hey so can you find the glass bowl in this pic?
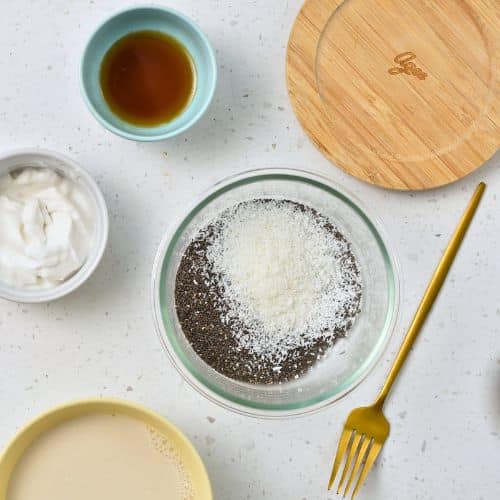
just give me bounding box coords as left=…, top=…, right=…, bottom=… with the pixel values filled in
left=152, top=169, right=399, bottom=417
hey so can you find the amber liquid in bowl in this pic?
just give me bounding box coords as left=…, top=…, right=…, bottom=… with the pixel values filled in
left=100, top=31, right=195, bottom=126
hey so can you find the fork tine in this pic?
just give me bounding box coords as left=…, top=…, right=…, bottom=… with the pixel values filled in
left=351, top=441, right=382, bottom=500
left=328, top=428, right=354, bottom=490
left=342, top=436, right=371, bottom=498
left=337, top=432, right=362, bottom=494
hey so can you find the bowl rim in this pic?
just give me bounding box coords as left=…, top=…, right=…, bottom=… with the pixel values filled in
left=151, top=167, right=401, bottom=418
left=79, top=4, right=217, bottom=142
left=0, top=148, right=109, bottom=303
left=0, top=397, right=212, bottom=499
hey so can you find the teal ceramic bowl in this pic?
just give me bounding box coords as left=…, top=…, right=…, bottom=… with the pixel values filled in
left=80, top=6, right=217, bottom=141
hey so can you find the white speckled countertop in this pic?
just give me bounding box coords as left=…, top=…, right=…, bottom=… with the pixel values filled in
left=0, top=1, right=499, bottom=499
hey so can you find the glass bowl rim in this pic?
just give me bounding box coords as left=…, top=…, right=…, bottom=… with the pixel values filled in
left=151, top=167, right=401, bottom=418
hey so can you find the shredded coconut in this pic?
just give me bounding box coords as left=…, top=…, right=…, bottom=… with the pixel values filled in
left=200, top=199, right=362, bottom=363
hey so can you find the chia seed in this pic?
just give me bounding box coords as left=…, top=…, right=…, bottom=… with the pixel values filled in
left=174, top=199, right=362, bottom=384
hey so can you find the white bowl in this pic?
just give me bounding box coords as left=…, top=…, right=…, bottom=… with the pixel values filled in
left=0, top=149, right=109, bottom=303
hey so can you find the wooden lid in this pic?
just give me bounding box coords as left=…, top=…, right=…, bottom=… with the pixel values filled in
left=287, top=0, right=500, bottom=190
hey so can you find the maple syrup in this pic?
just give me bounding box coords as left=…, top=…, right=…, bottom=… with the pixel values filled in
left=100, top=31, right=195, bottom=126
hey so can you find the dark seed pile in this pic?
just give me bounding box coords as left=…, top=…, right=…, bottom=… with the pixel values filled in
left=174, top=200, right=362, bottom=384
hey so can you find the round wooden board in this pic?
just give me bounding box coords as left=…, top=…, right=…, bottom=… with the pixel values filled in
left=286, top=0, right=500, bottom=190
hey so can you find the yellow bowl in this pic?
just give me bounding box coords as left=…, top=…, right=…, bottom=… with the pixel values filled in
left=0, top=398, right=212, bottom=499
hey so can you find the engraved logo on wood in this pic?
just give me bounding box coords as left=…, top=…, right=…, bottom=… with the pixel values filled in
left=389, top=52, right=427, bottom=80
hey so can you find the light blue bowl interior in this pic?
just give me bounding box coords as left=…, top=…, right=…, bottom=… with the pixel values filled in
left=81, top=7, right=216, bottom=141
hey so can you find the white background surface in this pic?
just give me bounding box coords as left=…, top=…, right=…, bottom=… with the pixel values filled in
left=0, top=1, right=499, bottom=499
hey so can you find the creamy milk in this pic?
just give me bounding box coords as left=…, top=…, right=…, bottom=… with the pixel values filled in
left=7, top=413, right=194, bottom=500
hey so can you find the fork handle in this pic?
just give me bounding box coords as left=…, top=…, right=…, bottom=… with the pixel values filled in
left=374, top=182, right=486, bottom=409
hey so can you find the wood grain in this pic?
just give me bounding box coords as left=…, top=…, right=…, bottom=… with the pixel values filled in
left=286, top=0, right=500, bottom=190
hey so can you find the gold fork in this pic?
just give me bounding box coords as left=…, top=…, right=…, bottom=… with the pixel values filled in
left=328, top=182, right=486, bottom=499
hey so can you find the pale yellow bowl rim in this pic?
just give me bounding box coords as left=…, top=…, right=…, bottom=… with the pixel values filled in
left=0, top=398, right=212, bottom=499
